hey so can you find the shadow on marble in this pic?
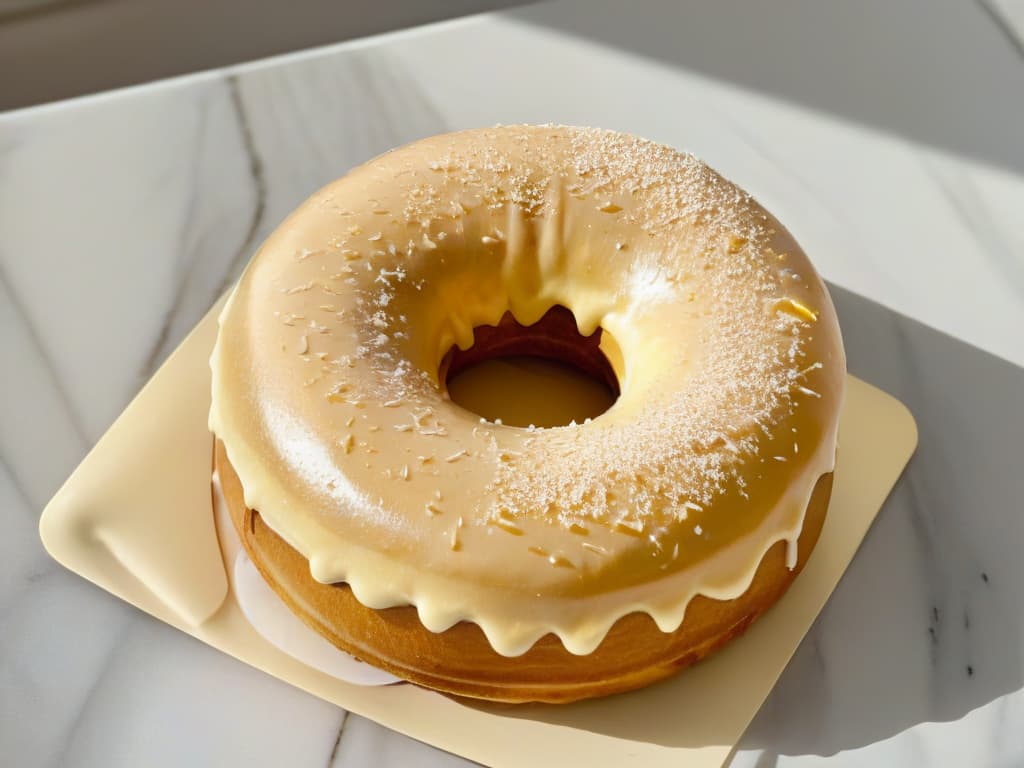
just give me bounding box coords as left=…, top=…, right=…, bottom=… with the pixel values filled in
left=506, top=0, right=1024, bottom=176
left=458, top=284, right=1024, bottom=754
left=743, top=284, right=1024, bottom=756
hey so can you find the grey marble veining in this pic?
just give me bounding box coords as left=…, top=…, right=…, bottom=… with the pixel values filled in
left=2, top=1, right=1023, bottom=766
left=0, top=35, right=465, bottom=768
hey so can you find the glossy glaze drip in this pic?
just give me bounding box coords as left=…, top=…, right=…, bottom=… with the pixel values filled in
left=209, top=125, right=846, bottom=656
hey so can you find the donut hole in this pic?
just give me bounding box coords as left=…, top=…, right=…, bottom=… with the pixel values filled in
left=441, top=305, right=621, bottom=428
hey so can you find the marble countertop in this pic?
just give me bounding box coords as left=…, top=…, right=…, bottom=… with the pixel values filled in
left=2, top=1, right=1023, bottom=765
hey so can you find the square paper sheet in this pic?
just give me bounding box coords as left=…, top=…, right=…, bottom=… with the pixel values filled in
left=40, top=298, right=916, bottom=768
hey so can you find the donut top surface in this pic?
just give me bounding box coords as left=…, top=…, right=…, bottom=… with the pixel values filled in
left=210, top=125, right=845, bottom=655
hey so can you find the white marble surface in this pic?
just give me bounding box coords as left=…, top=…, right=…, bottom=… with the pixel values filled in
left=2, top=1, right=1023, bottom=765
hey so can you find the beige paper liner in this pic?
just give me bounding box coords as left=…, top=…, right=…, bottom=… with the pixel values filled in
left=40, top=297, right=916, bottom=768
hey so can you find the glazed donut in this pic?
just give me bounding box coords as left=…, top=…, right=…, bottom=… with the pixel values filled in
left=210, top=125, right=845, bottom=702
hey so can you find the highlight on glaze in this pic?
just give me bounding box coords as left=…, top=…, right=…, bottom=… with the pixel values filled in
left=209, top=125, right=846, bottom=656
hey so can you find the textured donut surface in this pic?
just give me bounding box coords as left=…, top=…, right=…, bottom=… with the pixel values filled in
left=210, top=125, right=845, bottom=657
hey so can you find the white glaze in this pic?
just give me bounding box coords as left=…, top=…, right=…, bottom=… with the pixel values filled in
left=209, top=126, right=845, bottom=657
